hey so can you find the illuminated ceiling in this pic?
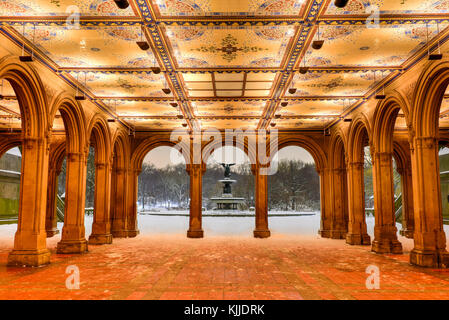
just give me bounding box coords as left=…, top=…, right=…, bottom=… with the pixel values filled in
left=1, top=0, right=449, bottom=131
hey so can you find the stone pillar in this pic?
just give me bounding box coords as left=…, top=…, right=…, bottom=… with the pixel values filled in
left=318, top=167, right=332, bottom=238
left=89, top=161, right=113, bottom=244
left=111, top=167, right=128, bottom=238
left=397, top=163, right=414, bottom=239
left=252, top=164, right=270, bottom=238
left=330, top=167, right=348, bottom=239
left=126, top=168, right=140, bottom=238
left=371, top=152, right=402, bottom=254
left=57, top=151, right=88, bottom=253
left=410, top=136, right=449, bottom=267
left=8, top=137, right=51, bottom=267
left=186, top=164, right=204, bottom=238
left=45, top=166, right=60, bottom=237
left=346, top=161, right=371, bottom=245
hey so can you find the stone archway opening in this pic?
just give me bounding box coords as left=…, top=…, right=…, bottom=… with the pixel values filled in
left=0, top=146, right=21, bottom=228
left=267, top=146, right=321, bottom=235
left=202, top=145, right=254, bottom=236
left=137, top=145, right=189, bottom=235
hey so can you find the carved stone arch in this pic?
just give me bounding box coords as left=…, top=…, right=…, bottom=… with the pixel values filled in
left=131, top=135, right=190, bottom=172
left=412, top=60, right=449, bottom=138
left=373, top=92, right=410, bottom=154
left=111, top=129, right=131, bottom=170
left=202, top=135, right=257, bottom=166
left=49, top=92, right=86, bottom=154
left=87, top=113, right=112, bottom=164
left=0, top=55, right=48, bottom=139
left=329, top=129, right=348, bottom=169
left=273, top=135, right=327, bottom=173
left=348, top=113, right=372, bottom=163
left=0, top=134, right=22, bottom=158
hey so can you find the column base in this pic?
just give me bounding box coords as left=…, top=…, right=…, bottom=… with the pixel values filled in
left=399, top=229, right=414, bottom=239
left=410, top=249, right=449, bottom=268
left=56, top=239, right=88, bottom=254
left=7, top=249, right=51, bottom=267
left=253, top=229, right=271, bottom=238
left=318, top=229, right=332, bottom=238
left=346, top=233, right=371, bottom=245
left=330, top=230, right=347, bottom=239
left=88, top=233, right=113, bottom=245
left=127, top=230, right=140, bottom=238
left=187, top=229, right=204, bottom=238
left=112, top=230, right=128, bottom=238
left=372, top=239, right=403, bottom=254
left=46, top=228, right=60, bottom=238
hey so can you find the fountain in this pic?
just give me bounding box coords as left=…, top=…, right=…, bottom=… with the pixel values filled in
left=210, top=163, right=245, bottom=211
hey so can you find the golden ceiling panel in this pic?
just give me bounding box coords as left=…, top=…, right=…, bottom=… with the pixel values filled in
left=279, top=99, right=357, bottom=116
left=154, top=0, right=307, bottom=17
left=290, top=71, right=387, bottom=97
left=68, top=71, right=170, bottom=98
left=0, top=0, right=136, bottom=16
left=325, top=0, right=449, bottom=15
left=19, top=25, right=156, bottom=68
left=0, top=99, right=20, bottom=114
left=304, top=24, right=445, bottom=67
left=199, top=118, right=259, bottom=129
left=105, top=100, right=178, bottom=117
left=193, top=100, right=266, bottom=117
left=164, top=25, right=295, bottom=68
left=127, top=118, right=185, bottom=130
left=275, top=118, right=332, bottom=129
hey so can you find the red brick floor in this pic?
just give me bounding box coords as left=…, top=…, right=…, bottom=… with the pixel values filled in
left=1, top=233, right=449, bottom=300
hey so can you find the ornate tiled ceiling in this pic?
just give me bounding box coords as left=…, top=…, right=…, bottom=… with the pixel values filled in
left=1, top=0, right=449, bottom=131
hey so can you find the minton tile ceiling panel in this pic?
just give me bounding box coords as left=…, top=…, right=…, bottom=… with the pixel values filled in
left=305, top=24, right=444, bottom=67
left=165, top=26, right=296, bottom=68
left=128, top=118, right=185, bottom=130
left=325, top=0, right=449, bottom=15
left=199, top=118, right=259, bottom=129
left=0, top=0, right=136, bottom=16
left=193, top=100, right=266, bottom=117
left=154, top=0, right=307, bottom=16
left=290, top=71, right=387, bottom=97
left=103, top=100, right=178, bottom=117
left=67, top=71, right=171, bottom=98
left=275, top=118, right=332, bottom=129
left=18, top=26, right=156, bottom=68
left=279, top=99, right=358, bottom=116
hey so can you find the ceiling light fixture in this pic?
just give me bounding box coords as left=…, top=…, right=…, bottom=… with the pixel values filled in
left=312, top=24, right=324, bottom=50
left=75, top=72, right=86, bottom=101
left=19, top=24, right=34, bottom=62
left=162, top=76, right=171, bottom=94
left=151, top=56, right=161, bottom=74
left=136, top=26, right=150, bottom=51
left=334, top=0, right=349, bottom=8
left=427, top=22, right=443, bottom=60
left=114, top=0, right=129, bottom=9
left=270, top=122, right=276, bottom=127
left=281, top=101, right=288, bottom=107
left=170, top=102, right=178, bottom=108
left=288, top=74, right=297, bottom=94
left=299, top=52, right=309, bottom=74
left=374, top=71, right=386, bottom=100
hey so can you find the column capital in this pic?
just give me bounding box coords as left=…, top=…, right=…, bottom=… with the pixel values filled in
left=186, top=163, right=206, bottom=175
left=414, top=136, right=438, bottom=149
left=67, top=152, right=85, bottom=162
left=348, top=161, right=364, bottom=169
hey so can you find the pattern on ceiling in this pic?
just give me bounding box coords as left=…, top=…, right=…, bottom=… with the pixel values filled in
left=1, top=0, right=449, bottom=131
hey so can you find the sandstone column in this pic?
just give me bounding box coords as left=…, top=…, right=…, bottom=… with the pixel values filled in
left=126, top=168, right=140, bottom=238
left=187, top=164, right=204, bottom=238
left=111, top=167, right=128, bottom=238
left=371, top=152, right=402, bottom=254
left=397, top=162, right=414, bottom=238
left=330, top=167, right=348, bottom=239
left=89, top=161, right=113, bottom=244
left=8, top=137, right=51, bottom=267
left=346, top=161, right=371, bottom=245
left=252, top=164, right=270, bottom=238
left=45, top=165, right=60, bottom=237
left=56, top=151, right=88, bottom=253
left=318, top=167, right=332, bottom=238
left=410, top=136, right=449, bottom=267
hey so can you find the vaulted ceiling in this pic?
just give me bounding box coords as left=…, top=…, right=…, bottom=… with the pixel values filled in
left=1, top=0, right=449, bottom=131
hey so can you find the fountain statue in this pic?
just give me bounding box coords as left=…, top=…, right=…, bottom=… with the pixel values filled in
left=210, top=163, right=245, bottom=211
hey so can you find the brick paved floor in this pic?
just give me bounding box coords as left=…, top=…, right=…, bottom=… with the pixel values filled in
left=1, top=231, right=449, bottom=300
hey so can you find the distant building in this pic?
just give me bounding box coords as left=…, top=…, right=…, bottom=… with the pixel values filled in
left=0, top=147, right=21, bottom=223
